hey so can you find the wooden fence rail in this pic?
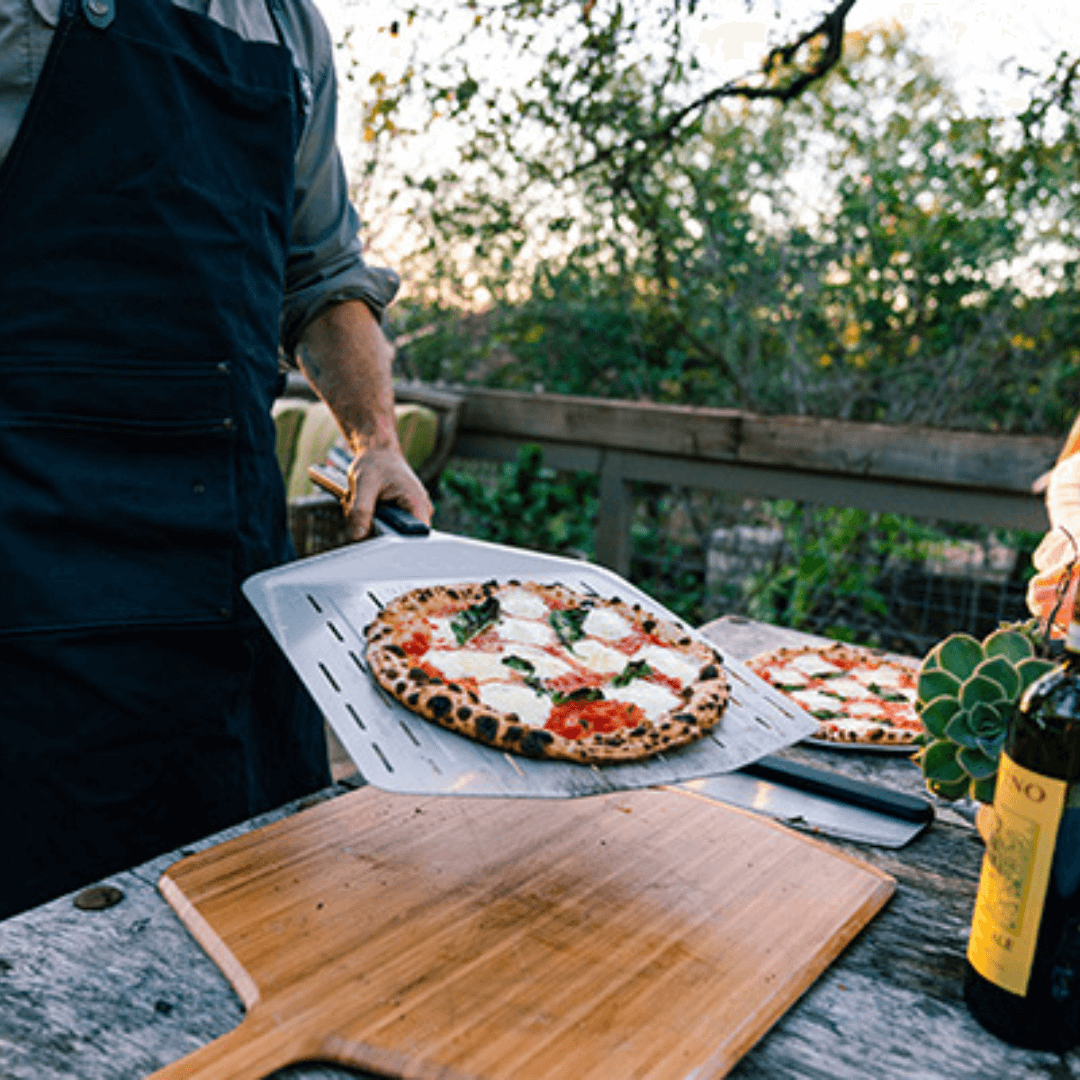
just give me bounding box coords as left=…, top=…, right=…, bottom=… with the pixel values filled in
left=286, top=375, right=1063, bottom=576
left=414, top=385, right=1060, bottom=575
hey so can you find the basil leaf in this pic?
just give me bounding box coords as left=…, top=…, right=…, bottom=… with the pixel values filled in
left=451, top=596, right=500, bottom=645
left=502, top=654, right=536, bottom=674
left=613, top=659, right=652, bottom=687
left=551, top=686, right=604, bottom=705
left=550, top=607, right=589, bottom=650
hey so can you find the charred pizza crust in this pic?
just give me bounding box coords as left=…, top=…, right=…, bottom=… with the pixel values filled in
left=364, top=580, right=729, bottom=764
left=747, top=642, right=923, bottom=746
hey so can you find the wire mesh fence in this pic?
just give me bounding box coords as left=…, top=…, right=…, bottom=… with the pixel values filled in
left=628, top=484, right=1037, bottom=655
left=433, top=455, right=1040, bottom=658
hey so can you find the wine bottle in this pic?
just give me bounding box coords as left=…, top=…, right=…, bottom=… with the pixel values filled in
left=963, top=622, right=1080, bottom=1050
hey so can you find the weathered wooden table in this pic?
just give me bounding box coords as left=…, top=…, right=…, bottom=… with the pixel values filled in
left=0, top=616, right=1076, bottom=1080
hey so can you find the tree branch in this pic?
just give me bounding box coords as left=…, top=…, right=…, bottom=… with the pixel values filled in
left=572, top=0, right=860, bottom=184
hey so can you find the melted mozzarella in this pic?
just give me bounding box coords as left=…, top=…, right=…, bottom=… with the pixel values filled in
left=845, top=700, right=888, bottom=718
left=606, top=682, right=680, bottom=722
left=582, top=607, right=633, bottom=642
left=502, top=646, right=572, bottom=680
left=788, top=688, right=844, bottom=713
left=822, top=677, right=873, bottom=700
left=851, top=666, right=909, bottom=690
left=769, top=665, right=810, bottom=687
left=477, top=682, right=551, bottom=727
left=426, top=617, right=457, bottom=648
left=425, top=650, right=509, bottom=682
left=786, top=653, right=842, bottom=677
left=497, top=616, right=556, bottom=647
left=632, top=644, right=699, bottom=686
left=499, top=588, right=550, bottom=620
left=571, top=638, right=628, bottom=675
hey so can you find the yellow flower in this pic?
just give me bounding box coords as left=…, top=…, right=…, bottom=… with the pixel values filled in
left=523, top=324, right=545, bottom=344
left=841, top=322, right=861, bottom=349
left=818, top=353, right=833, bottom=368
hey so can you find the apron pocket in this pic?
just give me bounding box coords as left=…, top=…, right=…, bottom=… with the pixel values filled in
left=0, top=356, right=239, bottom=635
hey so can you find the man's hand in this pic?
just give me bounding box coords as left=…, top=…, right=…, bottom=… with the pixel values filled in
left=344, top=445, right=431, bottom=540
left=295, top=300, right=433, bottom=540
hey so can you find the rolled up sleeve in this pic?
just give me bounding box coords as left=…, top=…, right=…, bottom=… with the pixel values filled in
left=279, top=3, right=400, bottom=357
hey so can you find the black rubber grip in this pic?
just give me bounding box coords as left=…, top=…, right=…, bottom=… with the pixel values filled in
left=741, top=755, right=935, bottom=824
left=375, top=502, right=430, bottom=537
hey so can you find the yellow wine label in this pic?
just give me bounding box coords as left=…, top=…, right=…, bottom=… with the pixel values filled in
left=968, top=753, right=1068, bottom=995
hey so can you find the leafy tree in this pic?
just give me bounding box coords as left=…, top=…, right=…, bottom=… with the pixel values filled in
left=382, top=22, right=1080, bottom=435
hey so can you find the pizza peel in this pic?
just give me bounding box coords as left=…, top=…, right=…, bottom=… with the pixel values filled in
left=242, top=513, right=819, bottom=798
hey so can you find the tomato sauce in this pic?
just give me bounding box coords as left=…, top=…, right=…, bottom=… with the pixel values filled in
left=610, top=630, right=651, bottom=656
left=545, top=669, right=607, bottom=694
left=644, top=669, right=681, bottom=694
left=545, top=699, right=645, bottom=740
left=400, top=630, right=431, bottom=658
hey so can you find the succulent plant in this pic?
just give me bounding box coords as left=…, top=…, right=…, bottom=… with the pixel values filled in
left=915, top=624, right=1055, bottom=803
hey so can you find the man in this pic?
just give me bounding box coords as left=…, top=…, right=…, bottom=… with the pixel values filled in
left=0, top=0, right=432, bottom=918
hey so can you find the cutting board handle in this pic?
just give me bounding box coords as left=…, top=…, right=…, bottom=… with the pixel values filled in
left=146, top=1012, right=314, bottom=1080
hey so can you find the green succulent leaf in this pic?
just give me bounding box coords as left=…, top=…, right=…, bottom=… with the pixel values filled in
left=969, top=699, right=1008, bottom=735
left=935, top=634, right=985, bottom=681
left=945, top=711, right=983, bottom=751
left=918, top=668, right=962, bottom=705
left=971, top=774, right=998, bottom=804
left=922, top=739, right=964, bottom=781
left=927, top=774, right=973, bottom=800
left=1017, top=657, right=1056, bottom=692
left=960, top=674, right=1008, bottom=711
left=920, top=648, right=941, bottom=672
left=958, top=746, right=999, bottom=781
left=918, top=695, right=960, bottom=739
left=982, top=628, right=1035, bottom=664
left=976, top=730, right=1007, bottom=761
left=972, top=656, right=1021, bottom=701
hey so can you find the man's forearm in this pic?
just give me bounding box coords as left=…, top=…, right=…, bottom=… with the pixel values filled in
left=294, top=299, right=432, bottom=537
left=295, top=299, right=400, bottom=456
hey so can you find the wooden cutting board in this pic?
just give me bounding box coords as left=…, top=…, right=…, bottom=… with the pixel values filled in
left=151, top=786, right=894, bottom=1080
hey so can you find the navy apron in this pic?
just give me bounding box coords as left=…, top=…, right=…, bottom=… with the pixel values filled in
left=0, top=0, right=329, bottom=918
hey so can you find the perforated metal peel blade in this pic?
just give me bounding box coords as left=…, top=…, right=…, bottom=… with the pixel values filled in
left=243, top=530, right=818, bottom=798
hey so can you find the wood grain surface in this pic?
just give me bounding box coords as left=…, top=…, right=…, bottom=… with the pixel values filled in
left=3, top=618, right=1078, bottom=1080
left=150, top=785, right=893, bottom=1080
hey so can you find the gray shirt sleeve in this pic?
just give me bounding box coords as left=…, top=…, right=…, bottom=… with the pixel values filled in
left=276, top=0, right=400, bottom=357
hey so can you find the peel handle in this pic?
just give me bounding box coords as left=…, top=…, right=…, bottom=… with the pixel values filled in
left=307, top=463, right=431, bottom=537
left=742, top=755, right=934, bottom=824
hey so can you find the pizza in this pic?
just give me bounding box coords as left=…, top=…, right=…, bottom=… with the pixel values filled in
left=746, top=642, right=923, bottom=746
left=363, top=580, right=729, bottom=764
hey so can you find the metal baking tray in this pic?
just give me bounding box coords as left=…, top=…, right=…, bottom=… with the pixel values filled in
left=243, top=528, right=818, bottom=798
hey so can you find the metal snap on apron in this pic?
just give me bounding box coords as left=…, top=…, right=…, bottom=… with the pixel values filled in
left=0, top=0, right=329, bottom=917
